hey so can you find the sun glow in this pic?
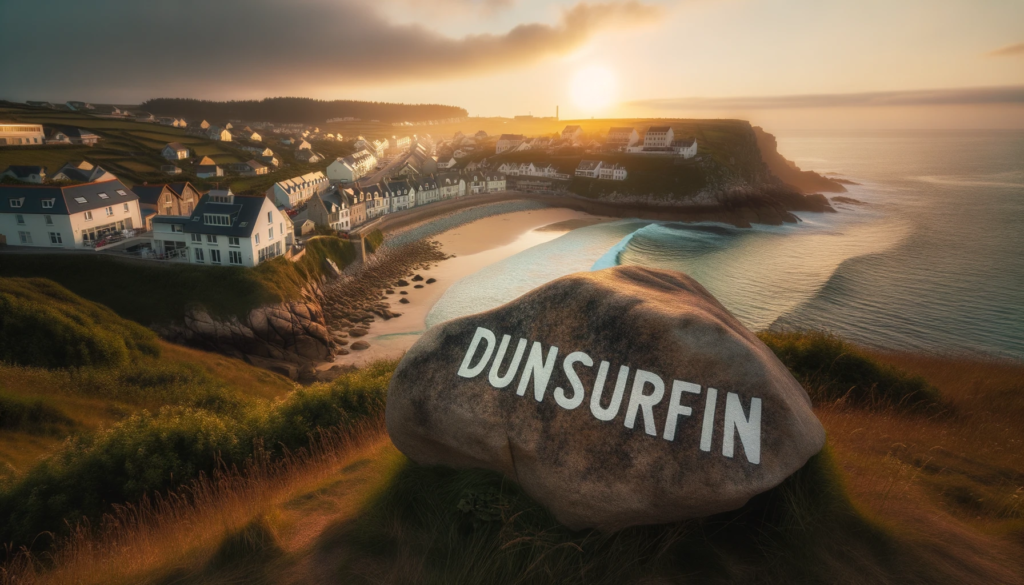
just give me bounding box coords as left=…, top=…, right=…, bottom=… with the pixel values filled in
left=569, top=65, right=617, bottom=113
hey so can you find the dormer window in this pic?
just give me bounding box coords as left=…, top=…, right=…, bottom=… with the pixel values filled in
left=9, top=198, right=24, bottom=208
left=98, top=193, right=109, bottom=199
left=116, top=190, right=127, bottom=197
left=204, top=214, right=231, bottom=226
left=42, top=198, right=54, bottom=208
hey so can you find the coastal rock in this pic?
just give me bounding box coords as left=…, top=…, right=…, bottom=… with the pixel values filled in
left=386, top=266, right=825, bottom=532
left=412, top=274, right=424, bottom=282
left=426, top=278, right=436, bottom=284
left=351, top=340, right=370, bottom=350
left=399, top=297, right=410, bottom=304
left=414, top=284, right=424, bottom=289
left=396, top=279, right=410, bottom=287
left=349, top=328, right=368, bottom=337
left=400, top=291, right=408, bottom=295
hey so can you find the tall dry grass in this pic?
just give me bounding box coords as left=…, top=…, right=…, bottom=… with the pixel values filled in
left=0, top=418, right=387, bottom=585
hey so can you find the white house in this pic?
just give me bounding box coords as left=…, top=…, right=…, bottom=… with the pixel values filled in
left=295, top=149, right=325, bottom=163
left=388, top=136, right=411, bottom=152
left=386, top=179, right=415, bottom=212
left=674, top=138, right=698, bottom=159
left=215, top=128, right=232, bottom=142
left=297, top=139, right=312, bottom=150
left=415, top=176, right=440, bottom=205
left=643, top=126, right=674, bottom=148
left=151, top=190, right=291, bottom=267
left=267, top=171, right=330, bottom=209
left=575, top=160, right=603, bottom=178
left=495, top=134, right=525, bottom=154
left=598, top=163, right=628, bottom=181
left=359, top=183, right=391, bottom=219
left=0, top=180, right=143, bottom=249
left=437, top=172, right=466, bottom=199
left=485, top=172, right=506, bottom=193
left=0, top=122, right=45, bottom=146
left=193, top=156, right=224, bottom=179
left=435, top=157, right=456, bottom=169
left=162, top=142, right=190, bottom=160
left=327, top=150, right=377, bottom=183
left=606, top=127, right=639, bottom=150
left=561, top=125, right=583, bottom=143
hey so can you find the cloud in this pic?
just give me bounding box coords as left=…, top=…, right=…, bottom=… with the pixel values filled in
left=627, top=86, right=1024, bottom=111
left=0, top=0, right=661, bottom=103
left=986, top=42, right=1024, bottom=57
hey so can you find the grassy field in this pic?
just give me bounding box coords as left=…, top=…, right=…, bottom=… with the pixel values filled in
left=0, top=103, right=351, bottom=192
left=1, top=329, right=1021, bottom=584
left=0, top=236, right=357, bottom=326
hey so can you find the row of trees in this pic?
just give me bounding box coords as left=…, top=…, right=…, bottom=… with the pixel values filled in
left=141, top=97, right=467, bottom=124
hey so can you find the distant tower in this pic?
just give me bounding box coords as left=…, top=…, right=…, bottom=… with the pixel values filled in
left=556, top=105, right=559, bottom=121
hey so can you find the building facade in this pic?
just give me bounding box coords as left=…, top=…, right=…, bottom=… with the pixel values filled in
left=267, top=171, right=330, bottom=209
left=0, top=180, right=142, bottom=248
left=0, top=122, right=45, bottom=146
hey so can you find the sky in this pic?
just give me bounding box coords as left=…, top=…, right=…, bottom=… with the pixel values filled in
left=1, top=0, right=1023, bottom=128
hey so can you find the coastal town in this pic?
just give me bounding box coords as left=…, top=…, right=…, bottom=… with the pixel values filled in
left=0, top=102, right=701, bottom=268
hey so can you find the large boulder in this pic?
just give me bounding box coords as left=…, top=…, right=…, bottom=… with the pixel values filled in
left=386, top=266, right=825, bottom=532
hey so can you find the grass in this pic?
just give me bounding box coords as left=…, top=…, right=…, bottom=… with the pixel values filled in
left=758, top=330, right=942, bottom=410
left=0, top=236, right=356, bottom=326
left=1, top=331, right=1021, bottom=584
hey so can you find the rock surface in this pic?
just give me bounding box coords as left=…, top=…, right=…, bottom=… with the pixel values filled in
left=386, top=266, right=825, bottom=532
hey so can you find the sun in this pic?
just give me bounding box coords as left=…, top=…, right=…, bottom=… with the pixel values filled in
left=569, top=65, right=617, bottom=113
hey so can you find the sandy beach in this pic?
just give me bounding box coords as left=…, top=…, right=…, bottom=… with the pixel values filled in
left=328, top=207, right=600, bottom=367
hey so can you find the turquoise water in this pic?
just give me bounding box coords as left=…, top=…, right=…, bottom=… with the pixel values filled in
left=428, top=130, right=1024, bottom=360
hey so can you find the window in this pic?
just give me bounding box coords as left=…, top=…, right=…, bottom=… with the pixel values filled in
left=74, top=197, right=87, bottom=204
left=15, top=214, right=24, bottom=225
left=84, top=211, right=93, bottom=221
left=206, top=234, right=217, bottom=244
left=204, top=214, right=230, bottom=226
left=44, top=215, right=52, bottom=225
left=191, top=234, right=201, bottom=242
left=171, top=224, right=183, bottom=233
left=98, top=193, right=109, bottom=200
left=267, top=211, right=272, bottom=223
left=254, top=233, right=260, bottom=245
left=18, top=231, right=32, bottom=244
left=194, top=248, right=204, bottom=262
left=210, top=249, right=221, bottom=264
left=268, top=227, right=274, bottom=240
left=123, top=203, right=129, bottom=212
left=42, top=198, right=54, bottom=209
left=228, top=237, right=239, bottom=246
left=105, top=206, right=113, bottom=217
left=49, top=232, right=62, bottom=245
left=229, top=250, right=242, bottom=265
left=9, top=198, right=23, bottom=208
left=116, top=189, right=127, bottom=197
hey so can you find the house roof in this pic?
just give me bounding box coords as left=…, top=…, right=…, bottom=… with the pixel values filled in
left=197, top=156, right=217, bottom=165
left=577, top=160, right=602, bottom=171
left=608, top=127, right=635, bottom=133
left=498, top=134, right=525, bottom=141
left=132, top=185, right=171, bottom=205
left=3, top=165, right=46, bottom=179
left=562, top=125, right=582, bottom=132
left=165, top=142, right=188, bottom=152
left=46, top=125, right=98, bottom=140
left=673, top=138, right=697, bottom=148
left=52, top=163, right=115, bottom=183
left=647, top=126, right=672, bottom=132
left=163, top=193, right=269, bottom=237
left=0, top=180, right=138, bottom=216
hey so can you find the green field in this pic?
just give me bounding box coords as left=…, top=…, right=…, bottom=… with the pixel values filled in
left=0, top=103, right=344, bottom=191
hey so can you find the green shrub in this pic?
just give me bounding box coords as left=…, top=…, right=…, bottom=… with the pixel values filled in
left=0, top=392, right=75, bottom=436
left=758, top=330, right=941, bottom=410
left=0, top=278, right=159, bottom=369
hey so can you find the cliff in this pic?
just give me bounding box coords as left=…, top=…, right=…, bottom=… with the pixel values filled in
left=752, top=126, right=847, bottom=194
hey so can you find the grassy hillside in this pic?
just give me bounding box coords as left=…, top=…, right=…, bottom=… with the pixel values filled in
left=0, top=103, right=354, bottom=194
left=3, top=331, right=1021, bottom=584
left=0, top=276, right=391, bottom=551
left=0, top=236, right=357, bottom=326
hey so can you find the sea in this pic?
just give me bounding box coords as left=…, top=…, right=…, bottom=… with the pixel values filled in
left=427, top=130, right=1024, bottom=361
